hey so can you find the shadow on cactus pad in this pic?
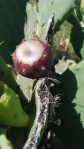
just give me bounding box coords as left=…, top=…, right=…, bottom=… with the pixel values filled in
left=70, top=27, right=84, bottom=59
left=0, top=0, right=27, bottom=63
left=42, top=68, right=84, bottom=149
left=56, top=69, right=84, bottom=149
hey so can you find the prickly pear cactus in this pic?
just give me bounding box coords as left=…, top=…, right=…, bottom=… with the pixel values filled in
left=0, top=82, right=29, bottom=127
left=55, top=58, right=84, bottom=126
left=80, top=0, right=84, bottom=18
left=24, top=0, right=77, bottom=41
left=24, top=1, right=38, bottom=40
left=0, top=128, right=14, bottom=149
left=69, top=0, right=84, bottom=59
left=55, top=59, right=84, bottom=149
left=16, top=0, right=78, bottom=148
left=78, top=0, right=84, bottom=27
left=1, top=0, right=84, bottom=149
left=69, top=59, right=84, bottom=126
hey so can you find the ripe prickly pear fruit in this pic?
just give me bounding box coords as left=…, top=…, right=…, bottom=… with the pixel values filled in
left=0, top=82, right=29, bottom=127
left=12, top=39, right=53, bottom=79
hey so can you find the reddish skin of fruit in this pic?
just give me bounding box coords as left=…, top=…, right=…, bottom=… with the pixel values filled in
left=12, top=39, right=53, bottom=79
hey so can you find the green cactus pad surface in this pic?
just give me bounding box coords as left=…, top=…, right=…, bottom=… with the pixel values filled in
left=69, top=60, right=84, bottom=126
left=0, top=83, right=29, bottom=127
left=24, top=0, right=77, bottom=41
left=0, top=128, right=14, bottom=149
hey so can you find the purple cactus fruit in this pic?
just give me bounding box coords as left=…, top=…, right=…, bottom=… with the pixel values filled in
left=12, top=39, right=53, bottom=79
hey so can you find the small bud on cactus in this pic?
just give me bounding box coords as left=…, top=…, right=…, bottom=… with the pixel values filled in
left=12, top=39, right=53, bottom=79
left=59, top=41, right=66, bottom=49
